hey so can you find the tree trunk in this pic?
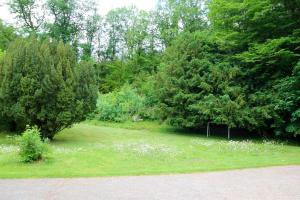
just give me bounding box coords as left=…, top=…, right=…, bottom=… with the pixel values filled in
left=206, top=122, right=210, bottom=137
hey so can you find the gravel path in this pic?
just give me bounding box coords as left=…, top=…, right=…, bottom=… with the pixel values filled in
left=1, top=166, right=300, bottom=200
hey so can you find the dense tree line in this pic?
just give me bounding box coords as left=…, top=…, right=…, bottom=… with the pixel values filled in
left=0, top=0, right=299, bottom=137
left=158, top=0, right=300, bottom=136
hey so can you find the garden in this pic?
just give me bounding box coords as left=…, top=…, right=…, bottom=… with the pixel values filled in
left=0, top=0, right=299, bottom=179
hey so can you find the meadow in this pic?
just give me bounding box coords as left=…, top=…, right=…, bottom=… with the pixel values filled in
left=0, top=121, right=299, bottom=179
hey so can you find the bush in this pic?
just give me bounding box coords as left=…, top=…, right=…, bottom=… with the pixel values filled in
left=18, top=126, right=48, bottom=163
left=93, top=84, right=147, bottom=122
left=134, top=75, right=160, bottom=120
left=0, top=38, right=97, bottom=139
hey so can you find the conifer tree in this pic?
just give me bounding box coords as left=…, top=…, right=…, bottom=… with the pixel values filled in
left=0, top=37, right=97, bottom=139
left=156, top=31, right=252, bottom=129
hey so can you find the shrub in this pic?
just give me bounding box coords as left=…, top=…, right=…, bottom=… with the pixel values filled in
left=18, top=126, right=48, bottom=163
left=0, top=38, right=97, bottom=139
left=93, top=84, right=147, bottom=122
left=134, top=75, right=160, bottom=120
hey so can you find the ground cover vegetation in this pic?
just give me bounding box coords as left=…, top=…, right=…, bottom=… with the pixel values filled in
left=0, top=122, right=299, bottom=178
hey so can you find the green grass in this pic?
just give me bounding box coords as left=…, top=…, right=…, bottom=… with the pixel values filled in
left=0, top=121, right=299, bottom=179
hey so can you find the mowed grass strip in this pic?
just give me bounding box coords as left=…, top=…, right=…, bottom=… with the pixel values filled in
left=0, top=121, right=299, bottom=178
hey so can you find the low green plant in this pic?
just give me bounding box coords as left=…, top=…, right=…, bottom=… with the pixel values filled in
left=1, top=122, right=300, bottom=178
left=18, top=126, right=48, bottom=163
left=93, top=84, right=147, bottom=122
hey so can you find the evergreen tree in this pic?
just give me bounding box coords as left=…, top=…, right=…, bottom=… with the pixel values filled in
left=0, top=37, right=97, bottom=139
left=156, top=31, right=252, bottom=129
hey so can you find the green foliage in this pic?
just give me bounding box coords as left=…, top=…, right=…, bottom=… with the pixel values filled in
left=156, top=31, right=253, bottom=129
left=273, top=61, right=300, bottom=135
left=206, top=0, right=300, bottom=136
left=209, top=0, right=300, bottom=47
left=1, top=122, right=299, bottom=178
left=0, top=37, right=97, bottom=139
left=156, top=0, right=207, bottom=47
left=3, top=0, right=300, bottom=138
left=0, top=20, right=17, bottom=51
left=9, top=0, right=99, bottom=59
left=96, top=52, right=160, bottom=93
left=0, top=49, right=4, bottom=61
left=102, top=6, right=154, bottom=60
left=47, top=0, right=77, bottom=42
left=81, top=10, right=102, bottom=60
left=97, top=60, right=132, bottom=93
left=9, top=0, right=44, bottom=32
left=18, top=126, right=48, bottom=163
left=93, top=84, right=146, bottom=122
left=235, top=36, right=300, bottom=88
left=155, top=0, right=300, bottom=136
left=46, top=0, right=88, bottom=44
left=134, top=75, right=160, bottom=120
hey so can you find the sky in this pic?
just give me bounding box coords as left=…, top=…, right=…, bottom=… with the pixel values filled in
left=0, top=0, right=157, bottom=24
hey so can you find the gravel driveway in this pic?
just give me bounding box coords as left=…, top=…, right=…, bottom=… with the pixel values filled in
left=1, top=166, right=300, bottom=200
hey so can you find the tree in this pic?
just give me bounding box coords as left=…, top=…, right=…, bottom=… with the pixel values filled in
left=0, top=37, right=97, bottom=139
left=156, top=31, right=252, bottom=129
left=97, top=60, right=131, bottom=93
left=273, top=61, right=300, bottom=136
left=94, top=7, right=162, bottom=93
left=46, top=0, right=100, bottom=58
left=9, top=0, right=99, bottom=57
left=209, top=0, right=300, bottom=136
left=0, top=19, right=17, bottom=51
left=81, top=8, right=101, bottom=60
left=155, top=0, right=207, bottom=47
left=9, top=0, right=45, bottom=32
left=101, top=7, right=151, bottom=60
left=46, top=0, right=87, bottom=44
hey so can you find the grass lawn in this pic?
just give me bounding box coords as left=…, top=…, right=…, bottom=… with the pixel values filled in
left=0, top=121, right=299, bottom=179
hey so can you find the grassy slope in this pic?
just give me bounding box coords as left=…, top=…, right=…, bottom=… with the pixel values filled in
left=0, top=121, right=299, bottom=178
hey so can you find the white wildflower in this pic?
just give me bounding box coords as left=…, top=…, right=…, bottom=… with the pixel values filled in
left=0, top=145, right=19, bottom=153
